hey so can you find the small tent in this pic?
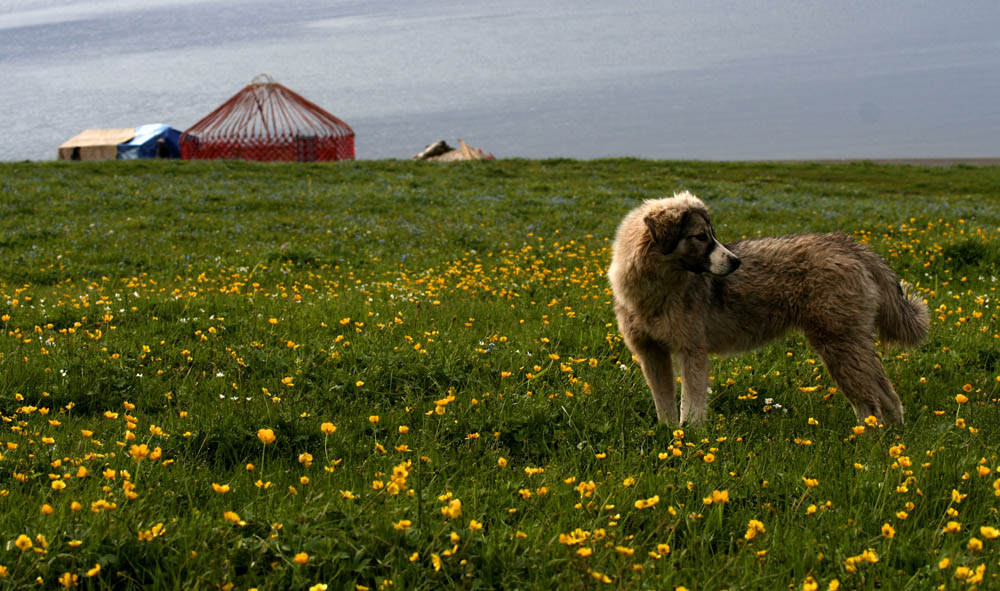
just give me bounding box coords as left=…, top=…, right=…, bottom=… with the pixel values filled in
left=117, top=124, right=182, bottom=159
left=413, top=140, right=494, bottom=161
left=58, top=128, right=136, bottom=161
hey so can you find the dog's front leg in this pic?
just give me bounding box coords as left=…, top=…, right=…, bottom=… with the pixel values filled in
left=678, top=349, right=710, bottom=425
left=634, top=340, right=678, bottom=424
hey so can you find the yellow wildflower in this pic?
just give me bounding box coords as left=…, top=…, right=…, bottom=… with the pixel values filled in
left=634, top=495, right=660, bottom=510
left=129, top=443, right=150, bottom=460
left=441, top=498, right=462, bottom=519
left=745, top=519, right=766, bottom=540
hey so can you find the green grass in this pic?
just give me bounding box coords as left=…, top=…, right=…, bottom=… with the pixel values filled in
left=1, top=158, right=999, bottom=590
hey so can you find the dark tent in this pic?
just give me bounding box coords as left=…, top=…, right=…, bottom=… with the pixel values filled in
left=117, top=124, right=182, bottom=159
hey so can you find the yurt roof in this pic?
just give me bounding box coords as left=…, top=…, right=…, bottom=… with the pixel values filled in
left=182, top=74, right=353, bottom=141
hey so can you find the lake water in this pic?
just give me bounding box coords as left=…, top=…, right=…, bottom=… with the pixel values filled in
left=2, top=0, right=999, bottom=161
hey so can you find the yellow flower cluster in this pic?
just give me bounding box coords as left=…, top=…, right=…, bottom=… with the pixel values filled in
left=843, top=548, right=879, bottom=573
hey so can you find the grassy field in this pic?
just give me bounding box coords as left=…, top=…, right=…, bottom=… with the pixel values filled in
left=1, top=158, right=999, bottom=590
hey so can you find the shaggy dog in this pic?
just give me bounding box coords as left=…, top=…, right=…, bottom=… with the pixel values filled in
left=608, top=191, right=929, bottom=425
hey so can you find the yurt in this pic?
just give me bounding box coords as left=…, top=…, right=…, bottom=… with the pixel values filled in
left=180, top=75, right=355, bottom=162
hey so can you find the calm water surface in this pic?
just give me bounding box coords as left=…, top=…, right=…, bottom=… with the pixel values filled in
left=1, top=0, right=999, bottom=161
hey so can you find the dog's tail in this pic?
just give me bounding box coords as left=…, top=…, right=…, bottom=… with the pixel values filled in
left=876, top=272, right=930, bottom=347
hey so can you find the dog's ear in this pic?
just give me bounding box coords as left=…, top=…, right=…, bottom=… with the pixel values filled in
left=644, top=210, right=688, bottom=254
left=643, top=214, right=662, bottom=243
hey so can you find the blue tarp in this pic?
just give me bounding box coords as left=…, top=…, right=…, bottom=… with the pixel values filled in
left=117, top=124, right=182, bottom=159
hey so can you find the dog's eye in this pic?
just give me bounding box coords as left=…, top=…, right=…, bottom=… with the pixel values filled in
left=692, top=233, right=708, bottom=242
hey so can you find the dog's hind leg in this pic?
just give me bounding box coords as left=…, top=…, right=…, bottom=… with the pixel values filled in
left=805, top=333, right=904, bottom=425
left=633, top=340, right=679, bottom=424
left=678, top=349, right=710, bottom=425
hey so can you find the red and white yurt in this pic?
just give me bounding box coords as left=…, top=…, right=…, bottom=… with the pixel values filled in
left=180, top=75, right=355, bottom=162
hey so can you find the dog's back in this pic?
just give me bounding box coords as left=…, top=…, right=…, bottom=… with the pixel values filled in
left=704, top=233, right=929, bottom=354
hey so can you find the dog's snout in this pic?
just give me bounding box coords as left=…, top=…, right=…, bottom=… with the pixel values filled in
left=708, top=244, right=741, bottom=276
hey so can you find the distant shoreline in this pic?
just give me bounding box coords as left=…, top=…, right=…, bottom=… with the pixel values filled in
left=765, top=158, right=1000, bottom=167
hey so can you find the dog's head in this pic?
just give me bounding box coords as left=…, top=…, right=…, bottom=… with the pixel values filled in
left=642, top=192, right=741, bottom=277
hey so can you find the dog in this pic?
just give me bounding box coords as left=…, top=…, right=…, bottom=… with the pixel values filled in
left=608, top=191, right=929, bottom=426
